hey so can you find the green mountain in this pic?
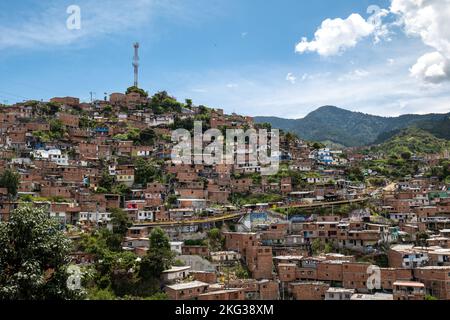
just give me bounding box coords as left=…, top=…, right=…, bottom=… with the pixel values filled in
left=372, top=127, right=450, bottom=156
left=374, top=116, right=450, bottom=144
left=255, top=106, right=450, bottom=147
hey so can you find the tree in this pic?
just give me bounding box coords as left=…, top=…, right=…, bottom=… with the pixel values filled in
left=0, top=169, right=20, bottom=198
left=0, top=206, right=81, bottom=300
left=149, top=91, right=182, bottom=114
left=49, top=119, right=65, bottom=139
left=139, top=228, right=174, bottom=281
left=112, top=183, right=131, bottom=197
left=45, top=102, right=61, bottom=115
left=324, top=242, right=333, bottom=254
left=171, top=117, right=194, bottom=131
left=207, top=228, right=224, bottom=251
left=134, top=158, right=161, bottom=185
left=416, top=231, right=429, bottom=247
left=401, top=152, right=412, bottom=160
left=312, top=142, right=325, bottom=150
left=98, top=208, right=132, bottom=252
left=256, top=122, right=272, bottom=131
left=166, top=195, right=178, bottom=208
left=285, top=132, right=299, bottom=145
left=126, top=86, right=148, bottom=97
left=347, top=166, right=365, bottom=182
left=138, top=128, right=156, bottom=146
left=311, top=239, right=322, bottom=255
left=98, top=170, right=114, bottom=192
left=110, top=208, right=131, bottom=237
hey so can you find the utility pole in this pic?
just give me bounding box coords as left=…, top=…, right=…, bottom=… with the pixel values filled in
left=133, top=42, right=140, bottom=87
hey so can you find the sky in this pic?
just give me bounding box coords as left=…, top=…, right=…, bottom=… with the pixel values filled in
left=0, top=0, right=449, bottom=119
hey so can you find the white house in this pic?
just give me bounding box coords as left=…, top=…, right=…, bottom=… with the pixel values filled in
left=170, top=241, right=184, bottom=255
left=32, top=149, right=69, bottom=166
left=78, top=211, right=111, bottom=223
left=161, top=266, right=191, bottom=284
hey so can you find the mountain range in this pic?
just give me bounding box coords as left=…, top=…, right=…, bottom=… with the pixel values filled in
left=254, top=106, right=450, bottom=147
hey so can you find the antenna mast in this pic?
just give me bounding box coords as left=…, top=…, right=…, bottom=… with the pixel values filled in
left=133, top=42, right=140, bottom=88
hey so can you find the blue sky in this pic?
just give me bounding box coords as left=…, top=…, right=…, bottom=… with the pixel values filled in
left=1, top=0, right=449, bottom=118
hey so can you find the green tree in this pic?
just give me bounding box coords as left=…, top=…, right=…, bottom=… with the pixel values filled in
left=401, top=152, right=412, bottom=160
left=87, top=287, right=116, bottom=300
left=347, top=166, right=365, bottom=182
left=149, top=91, right=182, bottom=114
left=112, top=183, right=131, bottom=197
left=110, top=208, right=131, bottom=237
left=416, top=232, right=429, bottom=247
left=126, top=86, right=148, bottom=97
left=49, top=119, right=65, bottom=139
left=0, top=169, right=20, bottom=198
left=98, top=170, right=114, bottom=192
left=207, top=228, right=224, bottom=251
left=171, top=117, right=194, bottom=131
left=134, top=158, right=161, bottom=185
left=312, top=142, right=325, bottom=150
left=324, top=242, right=333, bottom=254
left=138, top=128, right=156, bottom=146
left=139, top=228, right=174, bottom=281
left=99, top=208, right=132, bottom=252
left=0, top=206, right=81, bottom=300
left=285, top=132, right=299, bottom=145
left=45, top=102, right=61, bottom=115
left=311, top=239, right=322, bottom=255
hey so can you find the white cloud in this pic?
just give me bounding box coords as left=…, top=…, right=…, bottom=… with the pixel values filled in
left=410, top=51, right=450, bottom=83
left=173, top=49, right=450, bottom=119
left=296, top=1, right=450, bottom=83
left=295, top=13, right=375, bottom=56
left=391, top=0, right=450, bottom=83
left=367, top=6, right=391, bottom=44
left=226, top=83, right=238, bottom=88
left=338, top=69, right=370, bottom=81
left=286, top=73, right=297, bottom=84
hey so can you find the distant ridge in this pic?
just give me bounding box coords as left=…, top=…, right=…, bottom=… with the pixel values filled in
left=255, top=106, right=450, bottom=147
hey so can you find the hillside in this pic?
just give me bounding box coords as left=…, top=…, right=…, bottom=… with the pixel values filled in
left=372, top=127, right=450, bottom=157
left=374, top=116, right=450, bottom=144
left=255, top=106, right=450, bottom=147
left=414, top=117, right=450, bottom=140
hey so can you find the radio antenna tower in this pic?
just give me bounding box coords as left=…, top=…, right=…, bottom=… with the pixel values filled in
left=133, top=42, right=140, bottom=88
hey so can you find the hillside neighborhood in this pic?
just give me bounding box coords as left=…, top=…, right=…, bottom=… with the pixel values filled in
left=1, top=88, right=450, bottom=301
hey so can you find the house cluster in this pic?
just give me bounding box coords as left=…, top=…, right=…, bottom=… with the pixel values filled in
left=2, top=89, right=450, bottom=301
left=154, top=216, right=449, bottom=300
left=0, top=91, right=365, bottom=226
left=149, top=177, right=450, bottom=301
